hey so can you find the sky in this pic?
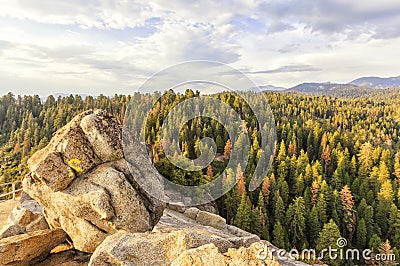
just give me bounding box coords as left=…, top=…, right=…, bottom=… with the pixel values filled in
left=1, top=0, right=400, bottom=96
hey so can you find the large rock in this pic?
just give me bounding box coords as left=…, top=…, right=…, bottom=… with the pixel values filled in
left=156, top=209, right=260, bottom=247
left=80, top=111, right=123, bottom=162
left=22, top=110, right=165, bottom=253
left=27, top=110, right=102, bottom=192
left=0, top=228, right=67, bottom=266
left=171, top=242, right=281, bottom=266
left=89, top=230, right=235, bottom=266
left=85, top=205, right=312, bottom=266
left=0, top=200, right=48, bottom=239
left=171, top=244, right=227, bottom=266
left=195, top=211, right=226, bottom=230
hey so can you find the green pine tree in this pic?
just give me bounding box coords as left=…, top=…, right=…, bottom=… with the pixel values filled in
left=309, top=205, right=321, bottom=247
left=356, top=218, right=367, bottom=248
left=234, top=195, right=251, bottom=232
left=273, top=221, right=286, bottom=249
left=286, top=197, right=306, bottom=248
left=316, top=219, right=342, bottom=266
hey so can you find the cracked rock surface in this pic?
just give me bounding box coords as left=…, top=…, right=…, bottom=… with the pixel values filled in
left=22, top=109, right=165, bottom=253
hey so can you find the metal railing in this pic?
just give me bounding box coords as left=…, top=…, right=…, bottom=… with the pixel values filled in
left=0, top=180, right=22, bottom=201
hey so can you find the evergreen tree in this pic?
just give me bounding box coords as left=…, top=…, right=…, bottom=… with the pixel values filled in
left=250, top=207, right=261, bottom=236
left=369, top=234, right=382, bottom=252
left=234, top=195, right=251, bottom=232
left=257, top=191, right=269, bottom=240
left=273, top=221, right=286, bottom=249
left=340, top=185, right=356, bottom=242
left=274, top=192, right=285, bottom=225
left=388, top=204, right=400, bottom=248
left=286, top=197, right=306, bottom=248
left=236, top=164, right=246, bottom=197
left=223, top=139, right=232, bottom=160
left=356, top=218, right=367, bottom=248
left=315, top=194, right=328, bottom=225
left=316, top=219, right=342, bottom=266
left=309, top=205, right=321, bottom=247
left=261, top=175, right=270, bottom=205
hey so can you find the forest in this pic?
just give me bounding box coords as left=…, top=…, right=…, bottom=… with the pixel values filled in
left=0, top=89, right=400, bottom=265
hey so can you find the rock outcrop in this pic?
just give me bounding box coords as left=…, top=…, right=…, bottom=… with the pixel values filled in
left=171, top=242, right=281, bottom=266
left=89, top=207, right=307, bottom=266
left=89, top=207, right=310, bottom=266
left=89, top=230, right=235, bottom=265
left=22, top=110, right=165, bottom=252
left=0, top=199, right=48, bottom=239
left=0, top=228, right=66, bottom=266
left=88, top=208, right=261, bottom=266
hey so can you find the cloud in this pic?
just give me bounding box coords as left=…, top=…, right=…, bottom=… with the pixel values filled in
left=0, top=0, right=156, bottom=29
left=246, top=65, right=321, bottom=75
left=267, top=22, right=295, bottom=34
left=278, top=43, right=301, bottom=54
left=259, top=0, right=400, bottom=39
left=0, top=0, right=400, bottom=95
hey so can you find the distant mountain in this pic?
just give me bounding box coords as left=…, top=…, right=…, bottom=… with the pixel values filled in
left=288, top=82, right=360, bottom=93
left=286, top=82, right=379, bottom=97
left=258, top=85, right=286, bottom=91
left=246, top=85, right=286, bottom=92
left=349, top=75, right=400, bottom=88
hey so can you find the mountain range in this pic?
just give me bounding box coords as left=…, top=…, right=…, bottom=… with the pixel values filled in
left=349, top=76, right=400, bottom=88
left=260, top=75, right=400, bottom=93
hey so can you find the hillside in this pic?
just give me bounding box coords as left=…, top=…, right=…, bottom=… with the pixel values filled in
left=349, top=75, right=400, bottom=88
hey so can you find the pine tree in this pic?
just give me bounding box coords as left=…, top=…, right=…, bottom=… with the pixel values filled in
left=311, top=180, right=320, bottom=205
left=206, top=165, right=213, bottom=180
left=357, top=198, right=375, bottom=242
left=261, top=175, right=270, bottom=205
left=277, top=177, right=289, bottom=206
left=388, top=204, right=400, bottom=248
left=393, top=247, right=400, bottom=265
left=377, top=180, right=395, bottom=235
left=286, top=197, right=306, bottom=248
left=369, top=234, right=382, bottom=252
left=234, top=195, right=251, bottom=232
left=309, top=205, right=321, bottom=247
left=223, top=139, right=232, bottom=160
left=295, top=173, right=305, bottom=196
left=276, top=140, right=287, bottom=163
left=356, top=218, right=367, bottom=248
left=358, top=142, right=373, bottom=171
left=316, top=219, right=342, bottom=266
left=378, top=161, right=390, bottom=183
left=273, top=221, right=286, bottom=249
left=379, top=240, right=396, bottom=266
left=223, top=168, right=239, bottom=223
left=236, top=164, right=246, bottom=197
left=274, top=192, right=285, bottom=225
left=340, top=185, right=356, bottom=242
left=315, top=194, right=328, bottom=225
left=250, top=207, right=261, bottom=236
left=257, top=191, right=269, bottom=240
left=216, top=135, right=224, bottom=153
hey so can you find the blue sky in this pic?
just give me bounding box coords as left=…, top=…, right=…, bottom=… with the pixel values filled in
left=1, top=0, right=400, bottom=96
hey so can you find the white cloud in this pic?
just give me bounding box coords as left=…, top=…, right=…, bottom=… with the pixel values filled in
left=0, top=0, right=400, bottom=95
